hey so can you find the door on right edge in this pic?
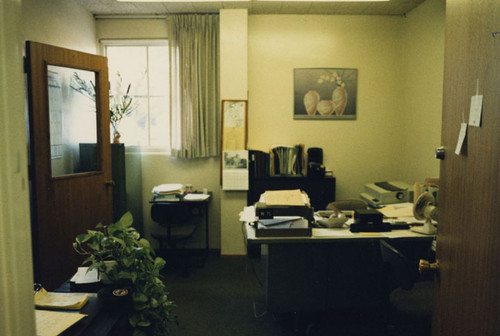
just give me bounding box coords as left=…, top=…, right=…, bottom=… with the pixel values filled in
left=433, top=0, right=500, bottom=335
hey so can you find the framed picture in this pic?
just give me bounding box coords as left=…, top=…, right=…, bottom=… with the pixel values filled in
left=294, top=68, right=358, bottom=120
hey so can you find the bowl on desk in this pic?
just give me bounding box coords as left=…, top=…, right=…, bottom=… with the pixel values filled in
left=315, top=210, right=348, bottom=228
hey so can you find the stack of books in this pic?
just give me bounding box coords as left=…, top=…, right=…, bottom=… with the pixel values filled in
left=152, top=183, right=184, bottom=201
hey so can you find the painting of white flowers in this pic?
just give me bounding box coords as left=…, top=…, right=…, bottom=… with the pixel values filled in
left=294, top=68, right=357, bottom=120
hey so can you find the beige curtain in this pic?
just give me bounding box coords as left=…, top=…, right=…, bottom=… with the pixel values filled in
left=168, top=14, right=220, bottom=158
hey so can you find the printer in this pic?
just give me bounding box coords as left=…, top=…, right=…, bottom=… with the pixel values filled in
left=360, top=181, right=414, bottom=208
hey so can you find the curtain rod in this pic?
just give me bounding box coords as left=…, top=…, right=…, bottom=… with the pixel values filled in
left=95, top=14, right=168, bottom=19
left=95, top=13, right=218, bottom=19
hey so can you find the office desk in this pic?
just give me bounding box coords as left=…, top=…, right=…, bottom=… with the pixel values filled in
left=150, top=193, right=211, bottom=256
left=244, top=223, right=433, bottom=313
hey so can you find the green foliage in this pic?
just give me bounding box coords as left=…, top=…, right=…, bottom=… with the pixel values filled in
left=73, top=212, right=177, bottom=336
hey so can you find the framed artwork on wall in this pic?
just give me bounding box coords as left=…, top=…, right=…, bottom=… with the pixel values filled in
left=294, top=68, right=358, bottom=120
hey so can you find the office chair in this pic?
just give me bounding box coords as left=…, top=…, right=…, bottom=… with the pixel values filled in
left=150, top=203, right=197, bottom=276
left=379, top=240, right=434, bottom=334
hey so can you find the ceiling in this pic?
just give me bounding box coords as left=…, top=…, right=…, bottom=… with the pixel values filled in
left=74, top=0, right=426, bottom=16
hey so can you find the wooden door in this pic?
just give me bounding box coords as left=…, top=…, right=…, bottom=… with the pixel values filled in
left=26, top=41, right=113, bottom=290
left=433, top=1, right=500, bottom=335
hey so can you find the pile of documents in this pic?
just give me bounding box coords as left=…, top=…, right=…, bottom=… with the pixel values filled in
left=34, top=285, right=90, bottom=335
left=260, top=189, right=310, bottom=206
left=254, top=189, right=313, bottom=237
left=152, top=183, right=184, bottom=201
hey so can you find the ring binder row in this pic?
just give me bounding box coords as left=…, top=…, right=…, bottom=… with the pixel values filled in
left=249, top=144, right=307, bottom=178
left=271, top=145, right=304, bottom=176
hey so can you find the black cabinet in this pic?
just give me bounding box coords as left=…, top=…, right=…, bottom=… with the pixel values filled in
left=248, top=176, right=336, bottom=210
left=111, top=143, right=126, bottom=222
left=79, top=143, right=126, bottom=222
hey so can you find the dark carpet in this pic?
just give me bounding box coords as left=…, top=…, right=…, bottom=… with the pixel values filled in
left=161, top=253, right=432, bottom=336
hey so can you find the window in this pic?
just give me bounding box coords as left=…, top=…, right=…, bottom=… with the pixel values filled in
left=103, top=40, right=169, bottom=149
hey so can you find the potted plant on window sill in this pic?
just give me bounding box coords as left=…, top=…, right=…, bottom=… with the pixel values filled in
left=71, top=71, right=137, bottom=144
left=73, top=212, right=177, bottom=336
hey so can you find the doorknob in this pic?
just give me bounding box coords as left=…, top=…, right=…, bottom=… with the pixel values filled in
left=105, top=180, right=115, bottom=186
left=435, top=146, right=445, bottom=160
left=419, top=259, right=439, bottom=277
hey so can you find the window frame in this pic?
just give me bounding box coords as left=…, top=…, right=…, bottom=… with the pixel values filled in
left=100, top=39, right=170, bottom=153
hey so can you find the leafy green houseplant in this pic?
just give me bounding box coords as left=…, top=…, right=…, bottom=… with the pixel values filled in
left=73, top=212, right=177, bottom=336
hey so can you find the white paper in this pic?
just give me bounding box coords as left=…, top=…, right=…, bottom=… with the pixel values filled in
left=183, top=193, right=210, bottom=201
left=36, top=310, right=87, bottom=336
left=239, top=206, right=257, bottom=222
left=468, top=95, right=483, bottom=127
left=378, top=202, right=414, bottom=217
left=455, top=122, right=468, bottom=155
left=313, top=229, right=356, bottom=237
left=70, top=267, right=99, bottom=284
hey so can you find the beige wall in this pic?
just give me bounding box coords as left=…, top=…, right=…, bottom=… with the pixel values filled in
left=1, top=0, right=36, bottom=334
left=400, top=0, right=445, bottom=183
left=220, top=9, right=249, bottom=255
left=248, top=15, right=407, bottom=200
left=95, top=0, right=445, bottom=254
left=97, top=18, right=168, bottom=41
left=96, top=18, right=223, bottom=250
left=22, top=0, right=97, bottom=53
left=1, top=0, right=98, bottom=334
left=246, top=2, right=444, bottom=201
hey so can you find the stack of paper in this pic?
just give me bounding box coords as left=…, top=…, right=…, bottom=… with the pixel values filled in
left=35, top=288, right=89, bottom=310
left=261, top=189, right=310, bottom=206
left=152, top=183, right=184, bottom=201
left=152, top=183, right=184, bottom=195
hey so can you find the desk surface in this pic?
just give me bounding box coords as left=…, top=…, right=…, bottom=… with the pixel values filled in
left=244, top=222, right=434, bottom=244
left=241, top=205, right=435, bottom=244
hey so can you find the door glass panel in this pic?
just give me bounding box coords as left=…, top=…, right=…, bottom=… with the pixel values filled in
left=47, top=65, right=99, bottom=177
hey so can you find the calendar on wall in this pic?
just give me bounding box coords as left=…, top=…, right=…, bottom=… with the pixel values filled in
left=221, top=100, right=248, bottom=190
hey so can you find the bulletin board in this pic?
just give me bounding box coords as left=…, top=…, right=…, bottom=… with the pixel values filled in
left=221, top=100, right=247, bottom=151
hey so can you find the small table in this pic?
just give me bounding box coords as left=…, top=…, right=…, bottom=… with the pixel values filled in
left=150, top=192, right=211, bottom=258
